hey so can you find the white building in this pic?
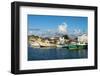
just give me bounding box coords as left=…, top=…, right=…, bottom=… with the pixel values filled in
left=31, top=42, right=40, bottom=47
left=78, top=34, right=88, bottom=44
left=57, top=37, right=65, bottom=44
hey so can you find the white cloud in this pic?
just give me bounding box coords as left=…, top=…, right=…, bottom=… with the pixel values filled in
left=58, top=22, right=67, bottom=34
left=74, top=29, right=81, bottom=35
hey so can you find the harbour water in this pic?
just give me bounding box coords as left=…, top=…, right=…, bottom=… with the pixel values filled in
left=28, top=47, right=88, bottom=61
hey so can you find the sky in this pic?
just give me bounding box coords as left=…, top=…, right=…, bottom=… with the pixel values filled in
left=28, top=15, right=88, bottom=37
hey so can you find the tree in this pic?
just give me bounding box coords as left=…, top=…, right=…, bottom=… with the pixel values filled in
left=63, top=35, right=69, bottom=39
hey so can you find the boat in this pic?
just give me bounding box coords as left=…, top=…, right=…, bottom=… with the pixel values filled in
left=56, top=44, right=63, bottom=48
left=56, top=44, right=68, bottom=48
left=62, top=44, right=68, bottom=48
left=67, top=44, right=87, bottom=50
left=39, top=42, right=56, bottom=47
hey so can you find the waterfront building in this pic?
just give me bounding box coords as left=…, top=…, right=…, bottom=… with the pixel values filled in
left=78, top=34, right=88, bottom=44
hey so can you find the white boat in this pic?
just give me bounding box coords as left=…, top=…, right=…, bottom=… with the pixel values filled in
left=56, top=44, right=63, bottom=48
left=56, top=44, right=68, bottom=48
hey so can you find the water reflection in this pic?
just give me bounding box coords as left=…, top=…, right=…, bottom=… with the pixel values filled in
left=28, top=47, right=88, bottom=61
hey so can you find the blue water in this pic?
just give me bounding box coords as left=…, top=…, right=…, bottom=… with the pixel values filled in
left=28, top=47, right=88, bottom=61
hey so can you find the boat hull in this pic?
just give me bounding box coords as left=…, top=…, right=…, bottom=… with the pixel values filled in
left=67, top=44, right=87, bottom=50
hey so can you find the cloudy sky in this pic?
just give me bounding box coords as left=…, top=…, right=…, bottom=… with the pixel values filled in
left=28, top=15, right=88, bottom=37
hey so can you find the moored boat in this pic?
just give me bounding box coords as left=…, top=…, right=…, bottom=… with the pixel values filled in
left=67, top=44, right=87, bottom=50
